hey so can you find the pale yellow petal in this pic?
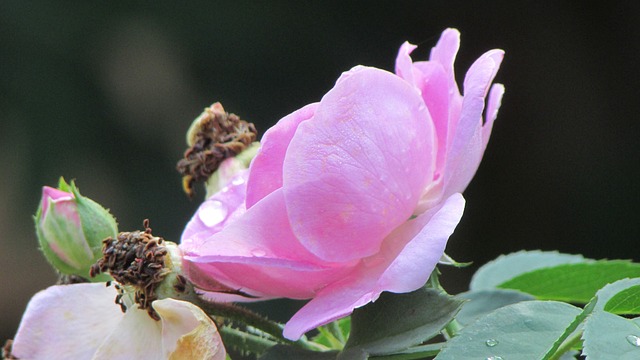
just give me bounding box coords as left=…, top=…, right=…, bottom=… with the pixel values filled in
left=153, top=298, right=226, bottom=360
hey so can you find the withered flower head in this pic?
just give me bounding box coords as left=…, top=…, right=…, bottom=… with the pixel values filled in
left=90, top=219, right=189, bottom=320
left=176, top=102, right=258, bottom=198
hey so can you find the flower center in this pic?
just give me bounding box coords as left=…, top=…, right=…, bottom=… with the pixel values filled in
left=90, top=219, right=169, bottom=320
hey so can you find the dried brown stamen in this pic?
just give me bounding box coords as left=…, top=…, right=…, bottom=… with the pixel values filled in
left=90, top=219, right=168, bottom=321
left=176, top=102, right=257, bottom=197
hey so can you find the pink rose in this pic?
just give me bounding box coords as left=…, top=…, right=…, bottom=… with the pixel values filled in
left=180, top=28, right=504, bottom=340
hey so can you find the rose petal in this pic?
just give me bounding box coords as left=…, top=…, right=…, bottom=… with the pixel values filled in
left=395, top=42, right=418, bottom=86
left=482, top=83, right=505, bottom=152
left=429, top=28, right=461, bottom=98
left=395, top=42, right=452, bottom=181
left=443, top=49, right=504, bottom=197
left=181, top=171, right=249, bottom=250
left=12, top=283, right=122, bottom=360
left=283, top=267, right=380, bottom=340
left=93, top=306, right=163, bottom=360
left=282, top=193, right=465, bottom=340
left=183, top=189, right=355, bottom=299
left=246, top=103, right=318, bottom=209
left=41, top=186, right=74, bottom=214
left=411, top=61, right=451, bottom=178
left=283, top=67, right=435, bottom=262
left=153, top=298, right=226, bottom=360
left=376, top=193, right=465, bottom=292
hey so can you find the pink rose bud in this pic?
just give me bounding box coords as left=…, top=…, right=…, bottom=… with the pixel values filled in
left=35, top=178, right=117, bottom=281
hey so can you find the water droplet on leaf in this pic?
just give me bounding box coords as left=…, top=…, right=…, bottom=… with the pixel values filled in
left=626, top=335, right=640, bottom=347
left=199, top=200, right=228, bottom=227
left=486, top=357, right=503, bottom=360
left=485, top=339, right=499, bottom=347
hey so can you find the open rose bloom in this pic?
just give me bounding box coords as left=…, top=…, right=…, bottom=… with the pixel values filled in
left=181, top=28, right=504, bottom=340
left=10, top=283, right=226, bottom=360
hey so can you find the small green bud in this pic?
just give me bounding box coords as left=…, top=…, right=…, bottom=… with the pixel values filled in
left=35, top=178, right=117, bottom=281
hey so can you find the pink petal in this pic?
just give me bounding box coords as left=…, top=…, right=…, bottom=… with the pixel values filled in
left=282, top=67, right=435, bottom=262
left=411, top=61, right=451, bottom=178
left=443, top=49, right=504, bottom=197
left=376, top=193, right=465, bottom=293
left=482, top=83, right=505, bottom=152
left=282, top=193, right=465, bottom=340
left=246, top=103, right=318, bottom=209
left=429, top=28, right=462, bottom=98
left=395, top=42, right=418, bottom=86
left=180, top=171, right=249, bottom=248
left=283, top=267, right=381, bottom=340
left=183, top=189, right=355, bottom=299
left=41, top=186, right=73, bottom=214
left=12, top=283, right=123, bottom=360
left=395, top=42, right=451, bottom=180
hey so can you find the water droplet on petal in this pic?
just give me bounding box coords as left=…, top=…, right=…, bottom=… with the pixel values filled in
left=231, top=176, right=245, bottom=186
left=251, top=249, right=266, bottom=257
left=198, top=200, right=228, bottom=227
left=626, top=335, right=640, bottom=347
left=485, top=339, right=499, bottom=347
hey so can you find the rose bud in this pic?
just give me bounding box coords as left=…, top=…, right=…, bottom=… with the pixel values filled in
left=35, top=178, right=117, bottom=281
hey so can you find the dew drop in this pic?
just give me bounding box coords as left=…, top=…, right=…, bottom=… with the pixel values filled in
left=626, top=334, right=640, bottom=347
left=231, top=176, right=245, bottom=186
left=198, top=200, right=228, bottom=227
left=251, top=249, right=267, bottom=257
left=486, top=357, right=503, bottom=360
left=485, top=339, right=499, bottom=347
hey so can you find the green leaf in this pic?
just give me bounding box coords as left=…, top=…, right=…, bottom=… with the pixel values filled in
left=498, top=261, right=640, bottom=303
left=605, top=284, right=640, bottom=315
left=582, top=311, right=640, bottom=360
left=342, top=287, right=464, bottom=356
left=470, top=250, right=586, bottom=290
left=593, top=278, right=640, bottom=309
left=313, top=318, right=351, bottom=350
left=258, top=345, right=340, bottom=360
left=435, top=301, right=582, bottom=360
left=580, top=279, right=640, bottom=359
left=439, top=253, right=472, bottom=268
left=456, top=289, right=535, bottom=326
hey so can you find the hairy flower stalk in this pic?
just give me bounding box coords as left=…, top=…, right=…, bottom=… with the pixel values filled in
left=177, top=102, right=258, bottom=198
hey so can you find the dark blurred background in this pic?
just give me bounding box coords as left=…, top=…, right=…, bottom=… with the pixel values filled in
left=2, top=1, right=639, bottom=343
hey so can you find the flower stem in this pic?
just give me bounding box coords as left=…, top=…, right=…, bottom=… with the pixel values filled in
left=369, top=343, right=444, bottom=359
left=194, top=297, right=288, bottom=342
left=443, top=318, right=463, bottom=339
left=192, top=295, right=324, bottom=351
left=218, top=326, right=277, bottom=356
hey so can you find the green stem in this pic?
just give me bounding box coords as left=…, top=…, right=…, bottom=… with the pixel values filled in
left=369, top=343, right=444, bottom=359
left=443, top=318, right=462, bottom=339
left=192, top=294, right=325, bottom=351
left=195, top=298, right=288, bottom=343
left=548, top=330, right=583, bottom=360
left=219, top=326, right=277, bottom=355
